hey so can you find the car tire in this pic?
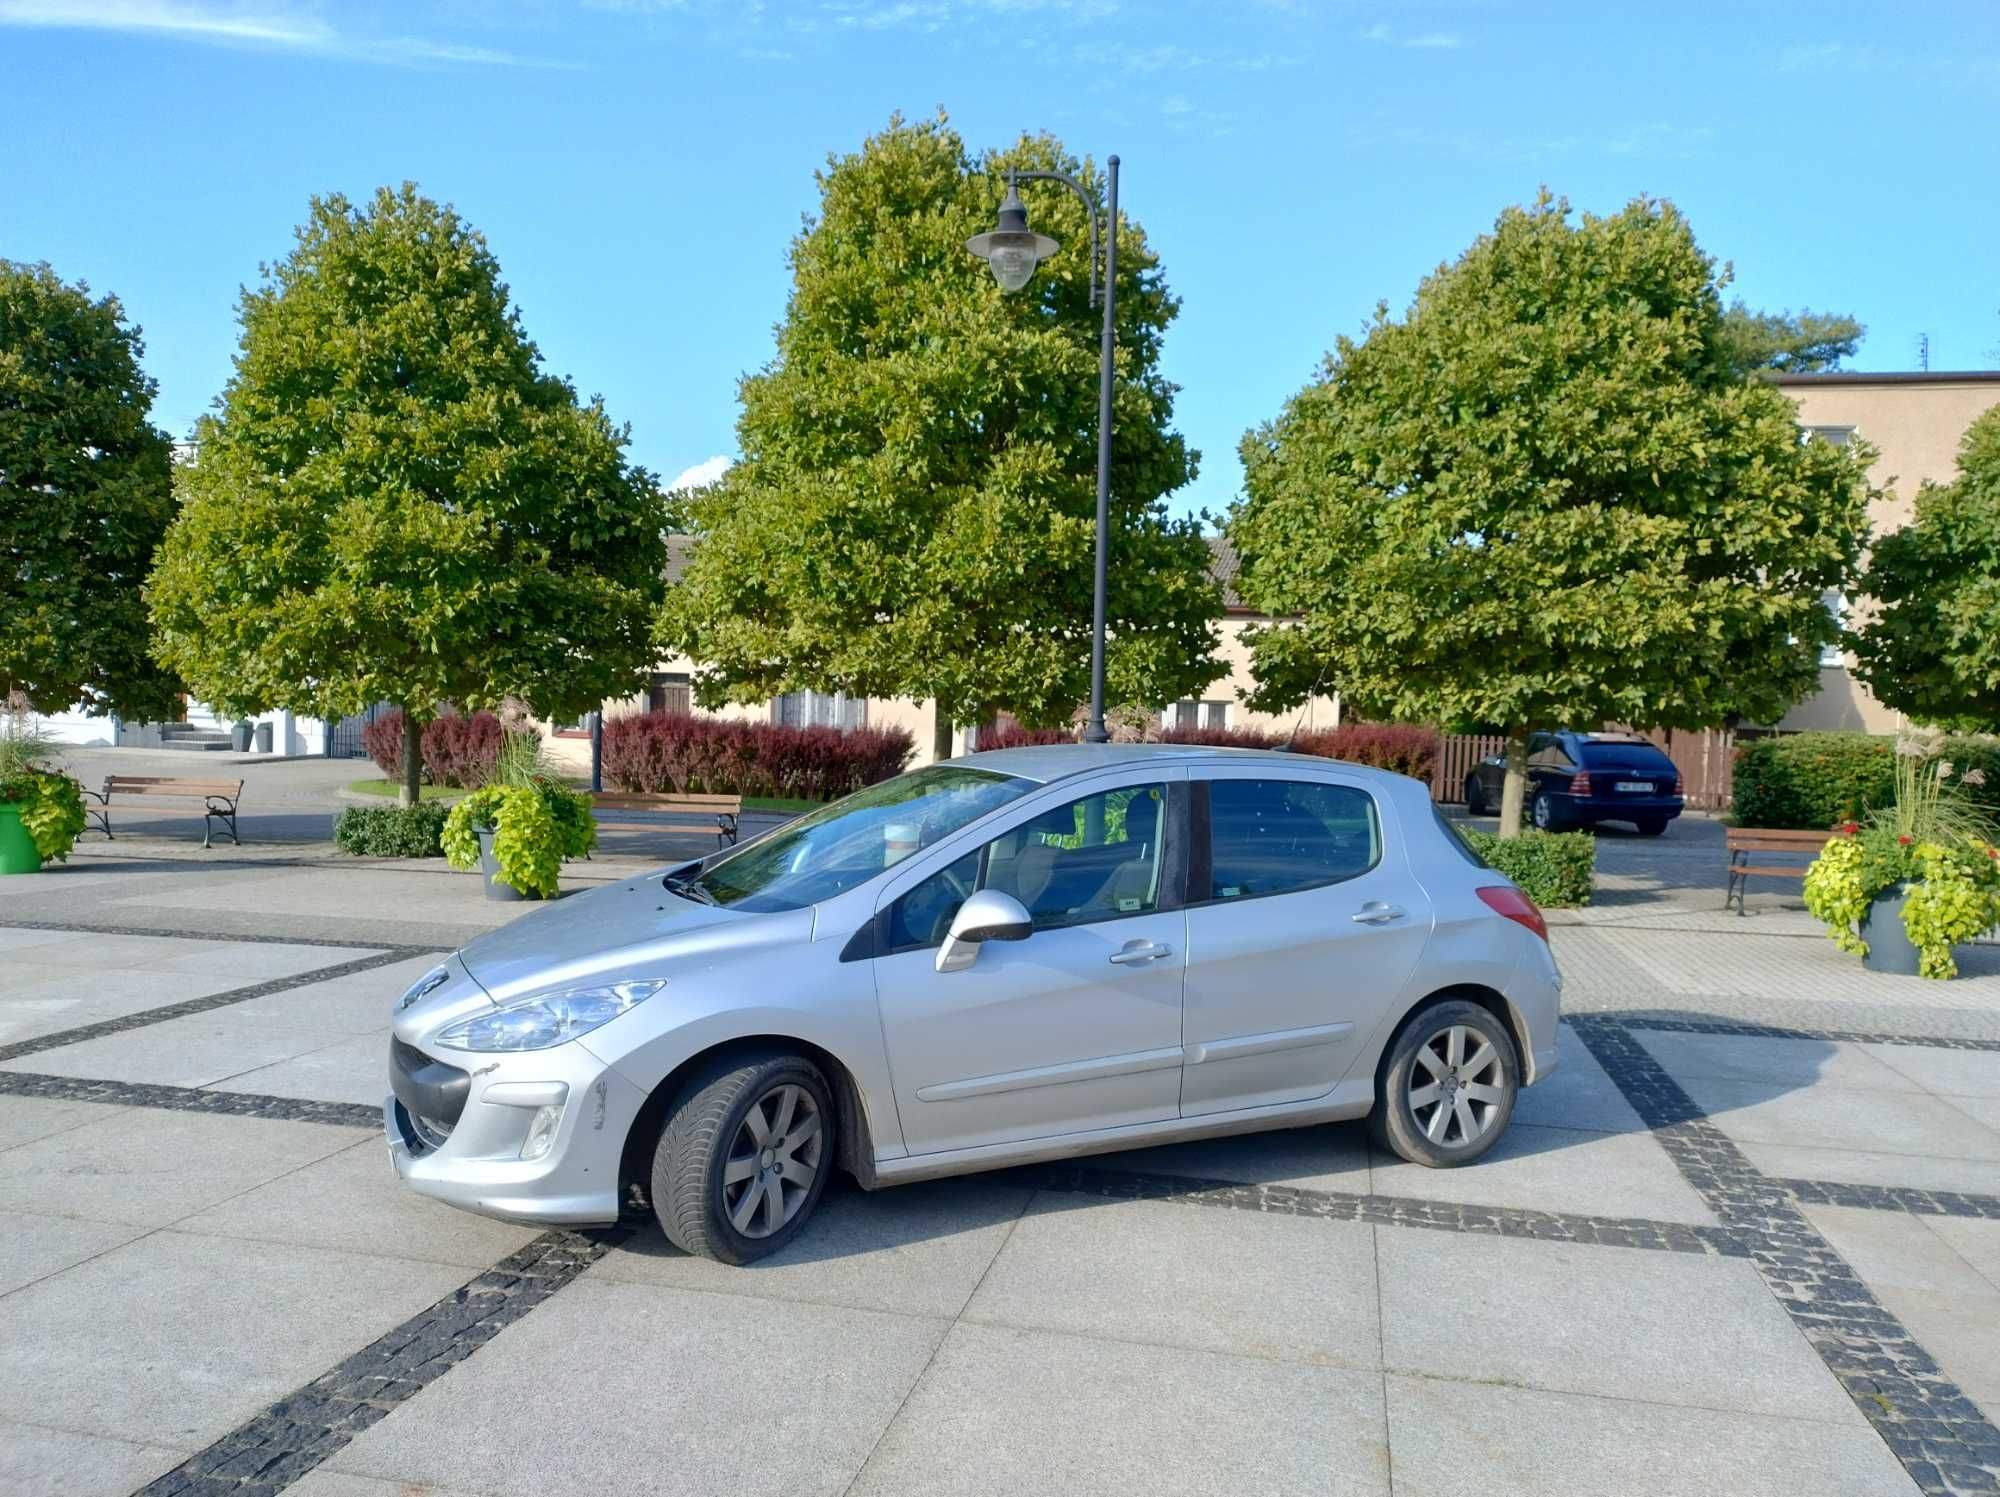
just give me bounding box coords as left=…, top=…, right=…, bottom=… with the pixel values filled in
left=651, top=1049, right=835, bottom=1265
left=1463, top=774, right=1488, bottom=816
left=1371, top=998, right=1519, bottom=1169
left=1530, top=790, right=1563, bottom=831
left=1634, top=815, right=1669, bottom=836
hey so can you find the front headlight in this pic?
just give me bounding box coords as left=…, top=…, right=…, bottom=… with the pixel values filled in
left=434, top=980, right=664, bottom=1053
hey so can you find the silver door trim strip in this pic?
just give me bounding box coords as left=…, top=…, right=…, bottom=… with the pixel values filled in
left=916, top=1045, right=1186, bottom=1102
left=1184, top=1021, right=1355, bottom=1067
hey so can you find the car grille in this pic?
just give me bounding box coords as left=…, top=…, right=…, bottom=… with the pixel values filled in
left=390, top=1037, right=470, bottom=1151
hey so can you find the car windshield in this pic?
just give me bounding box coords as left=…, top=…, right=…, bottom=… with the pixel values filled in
left=671, top=765, right=1036, bottom=914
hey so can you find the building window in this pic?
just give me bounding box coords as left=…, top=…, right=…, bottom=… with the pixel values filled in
left=1820, top=590, right=1847, bottom=669
left=773, top=690, right=865, bottom=730
left=1165, top=700, right=1231, bottom=732
left=1800, top=425, right=1856, bottom=447
left=647, top=672, right=691, bottom=715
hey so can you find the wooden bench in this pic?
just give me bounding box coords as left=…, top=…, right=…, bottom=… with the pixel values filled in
left=590, top=792, right=742, bottom=848
left=1725, top=826, right=1847, bottom=914
left=84, top=776, right=245, bottom=849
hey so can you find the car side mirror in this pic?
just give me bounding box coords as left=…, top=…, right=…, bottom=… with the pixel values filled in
left=935, top=889, right=1033, bottom=974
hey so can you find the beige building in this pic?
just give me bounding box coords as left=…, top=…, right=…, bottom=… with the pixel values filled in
left=541, top=535, right=1338, bottom=774
left=1772, top=372, right=2000, bottom=734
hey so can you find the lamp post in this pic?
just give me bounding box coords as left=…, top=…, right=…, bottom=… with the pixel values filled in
left=967, top=157, right=1119, bottom=745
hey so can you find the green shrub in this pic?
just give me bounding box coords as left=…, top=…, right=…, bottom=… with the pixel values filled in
left=333, top=802, right=449, bottom=858
left=1730, top=733, right=1894, bottom=830
left=1457, top=826, right=1596, bottom=907
left=1941, top=736, right=2000, bottom=823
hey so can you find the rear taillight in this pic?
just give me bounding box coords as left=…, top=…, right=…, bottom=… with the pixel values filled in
left=1673, top=773, right=1684, bottom=795
left=1477, top=885, right=1548, bottom=942
left=1567, top=771, right=1590, bottom=795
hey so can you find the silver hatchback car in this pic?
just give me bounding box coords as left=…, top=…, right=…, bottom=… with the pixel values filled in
left=388, top=745, right=1561, bottom=1263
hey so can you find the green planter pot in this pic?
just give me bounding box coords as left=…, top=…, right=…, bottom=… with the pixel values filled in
left=1860, top=882, right=1924, bottom=977
left=0, top=802, right=43, bottom=875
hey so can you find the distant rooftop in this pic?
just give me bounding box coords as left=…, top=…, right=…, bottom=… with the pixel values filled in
left=1770, top=370, right=2000, bottom=386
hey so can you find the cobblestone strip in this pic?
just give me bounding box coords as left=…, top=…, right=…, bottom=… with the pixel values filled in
left=0, top=916, right=403, bottom=951
left=0, top=948, right=433, bottom=1066
left=1572, top=1016, right=2000, bottom=1495
left=1015, top=1161, right=1741, bottom=1258
left=1779, top=1178, right=2000, bottom=1222
left=0, top=1070, right=380, bottom=1129
left=1621, top=1015, right=2000, bottom=1053
left=137, top=1227, right=625, bottom=1497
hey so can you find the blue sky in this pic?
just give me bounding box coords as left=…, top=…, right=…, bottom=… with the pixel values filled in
left=5, top=0, right=1997, bottom=516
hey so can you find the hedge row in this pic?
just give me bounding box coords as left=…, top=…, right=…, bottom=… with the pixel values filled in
left=333, top=802, right=450, bottom=858
left=1731, top=732, right=2000, bottom=830
left=1457, top=826, right=1596, bottom=908
left=601, top=713, right=915, bottom=800
left=977, top=720, right=1441, bottom=781
left=362, top=710, right=504, bottom=788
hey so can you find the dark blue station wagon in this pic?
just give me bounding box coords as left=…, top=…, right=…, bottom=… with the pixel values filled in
left=1463, top=732, right=1685, bottom=835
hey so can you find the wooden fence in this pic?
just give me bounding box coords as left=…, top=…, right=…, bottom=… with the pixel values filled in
left=1429, top=728, right=1737, bottom=811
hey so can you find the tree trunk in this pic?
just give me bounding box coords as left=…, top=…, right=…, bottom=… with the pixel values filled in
left=400, top=707, right=423, bottom=808
left=932, top=709, right=954, bottom=765
left=1496, top=728, right=1530, bottom=839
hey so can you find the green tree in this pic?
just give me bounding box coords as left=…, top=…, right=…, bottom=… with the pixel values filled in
left=1852, top=405, right=2000, bottom=730
left=1229, top=193, right=1873, bottom=836
left=149, top=185, right=668, bottom=804
left=1718, top=301, right=1864, bottom=375
left=658, top=114, right=1222, bottom=758
left=1, top=261, right=181, bottom=720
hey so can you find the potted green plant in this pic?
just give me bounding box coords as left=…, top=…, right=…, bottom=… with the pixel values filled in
left=0, top=714, right=88, bottom=874
left=1804, top=739, right=2000, bottom=979
left=440, top=733, right=597, bottom=899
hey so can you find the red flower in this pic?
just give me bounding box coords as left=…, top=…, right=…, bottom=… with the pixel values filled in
left=1839, top=821, right=1859, bottom=835
left=1897, top=835, right=1913, bottom=845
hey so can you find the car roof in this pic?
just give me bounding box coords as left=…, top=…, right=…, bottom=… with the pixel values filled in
left=948, top=742, right=1417, bottom=789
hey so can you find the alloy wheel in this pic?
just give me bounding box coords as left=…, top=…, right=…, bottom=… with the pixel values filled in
left=1408, top=1024, right=1506, bottom=1147
left=720, top=1083, right=823, bottom=1238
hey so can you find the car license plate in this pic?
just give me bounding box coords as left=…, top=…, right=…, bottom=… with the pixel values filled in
left=1615, top=780, right=1653, bottom=793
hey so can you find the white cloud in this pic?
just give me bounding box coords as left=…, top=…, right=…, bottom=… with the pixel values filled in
left=667, top=455, right=732, bottom=492
left=1359, top=21, right=1462, bottom=50
left=0, top=0, right=573, bottom=66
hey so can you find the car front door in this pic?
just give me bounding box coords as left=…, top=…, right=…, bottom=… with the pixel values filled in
left=869, top=772, right=1188, bottom=1156
left=1179, top=769, right=1433, bottom=1117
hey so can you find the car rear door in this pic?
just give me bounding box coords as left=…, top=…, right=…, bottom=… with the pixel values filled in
left=1179, top=768, right=1433, bottom=1118
left=868, top=770, right=1189, bottom=1155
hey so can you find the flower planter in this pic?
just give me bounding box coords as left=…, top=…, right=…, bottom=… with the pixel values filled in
left=0, top=802, right=43, bottom=875
left=475, top=827, right=524, bottom=902
left=1859, top=882, right=1924, bottom=977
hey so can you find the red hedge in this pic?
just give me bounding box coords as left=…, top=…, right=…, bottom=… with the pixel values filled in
left=360, top=709, right=505, bottom=788
left=601, top=713, right=915, bottom=800
left=974, top=723, right=1076, bottom=750
left=1290, top=724, right=1440, bottom=781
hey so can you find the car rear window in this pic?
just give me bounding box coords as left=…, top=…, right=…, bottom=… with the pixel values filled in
left=1575, top=739, right=1675, bottom=769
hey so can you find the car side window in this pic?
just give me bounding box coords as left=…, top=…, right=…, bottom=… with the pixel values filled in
left=1527, top=740, right=1573, bottom=771
left=883, top=783, right=1169, bottom=950
left=1204, top=779, right=1380, bottom=901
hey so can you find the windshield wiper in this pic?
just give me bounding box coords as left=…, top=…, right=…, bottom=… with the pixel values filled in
left=663, top=873, right=720, bottom=906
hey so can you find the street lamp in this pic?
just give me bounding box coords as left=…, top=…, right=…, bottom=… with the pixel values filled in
left=967, top=156, right=1120, bottom=746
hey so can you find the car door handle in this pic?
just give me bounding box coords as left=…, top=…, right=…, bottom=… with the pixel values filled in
left=1351, top=904, right=1406, bottom=925
left=1108, top=941, right=1173, bottom=965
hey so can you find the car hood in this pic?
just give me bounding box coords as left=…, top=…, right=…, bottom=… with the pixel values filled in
left=454, top=870, right=815, bottom=1004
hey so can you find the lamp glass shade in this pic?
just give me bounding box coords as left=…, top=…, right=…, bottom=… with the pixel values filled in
left=987, top=244, right=1039, bottom=292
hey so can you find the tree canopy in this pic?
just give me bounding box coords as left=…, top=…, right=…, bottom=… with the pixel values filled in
left=1718, top=301, right=1864, bottom=375
left=1852, top=405, right=2000, bottom=731
left=149, top=185, right=668, bottom=800
left=658, top=114, right=1222, bottom=754
left=1, top=260, right=181, bottom=720
left=1228, top=193, right=1874, bottom=832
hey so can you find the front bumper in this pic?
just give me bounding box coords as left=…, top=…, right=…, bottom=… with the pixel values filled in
left=385, top=1035, right=650, bottom=1227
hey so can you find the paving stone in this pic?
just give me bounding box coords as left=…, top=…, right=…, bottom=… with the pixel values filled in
left=284, top=1472, right=490, bottom=1497
left=590, top=1176, right=1031, bottom=1318
left=1676, top=1074, right=2000, bottom=1163
left=326, top=1279, right=945, bottom=1497
left=204, top=1031, right=391, bottom=1105
left=0, top=1421, right=189, bottom=1497
left=224, top=955, right=440, bottom=1034
left=1738, top=1142, right=2000, bottom=1198
left=965, top=1192, right=1380, bottom=1368
left=1873, top=1284, right=2000, bottom=1418
left=850, top=1321, right=1391, bottom=1496
left=1087, top=1117, right=1373, bottom=1193
left=0, top=1208, right=148, bottom=1297
left=1384, top=1374, right=1918, bottom=1496
left=1801, top=1203, right=2000, bottom=1298
left=0, top=1229, right=468, bottom=1449
left=1511, top=1021, right=1647, bottom=1133
left=1369, top=1120, right=1718, bottom=1226
left=0, top=1105, right=367, bottom=1227
left=1926, top=1215, right=2000, bottom=1294
left=0, top=969, right=265, bottom=1046
left=174, top=1140, right=539, bottom=1270
left=1638, top=1031, right=1925, bottom=1091
left=0, top=1009, right=363, bottom=1090
left=1378, top=1228, right=1859, bottom=1423
left=1866, top=1044, right=2000, bottom=1100
left=0, top=1094, right=119, bottom=1152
